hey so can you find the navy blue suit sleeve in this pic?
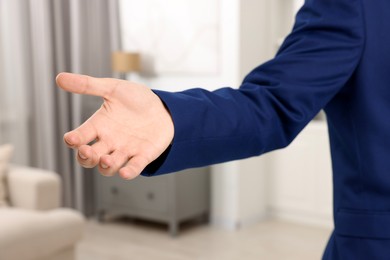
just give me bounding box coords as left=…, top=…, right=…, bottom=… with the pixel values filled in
left=142, top=0, right=365, bottom=176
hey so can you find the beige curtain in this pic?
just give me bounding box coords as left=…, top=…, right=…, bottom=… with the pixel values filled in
left=0, top=0, right=120, bottom=215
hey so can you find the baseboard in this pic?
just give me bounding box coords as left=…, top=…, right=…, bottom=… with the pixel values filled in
left=210, top=213, right=268, bottom=231
left=268, top=208, right=334, bottom=229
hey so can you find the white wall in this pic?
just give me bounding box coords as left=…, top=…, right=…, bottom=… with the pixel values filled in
left=267, top=122, right=333, bottom=228
left=234, top=0, right=274, bottom=229
left=119, top=0, right=241, bottom=92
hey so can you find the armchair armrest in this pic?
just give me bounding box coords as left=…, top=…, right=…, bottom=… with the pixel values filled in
left=7, top=165, right=61, bottom=210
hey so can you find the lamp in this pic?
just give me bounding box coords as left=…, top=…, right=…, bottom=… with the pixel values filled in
left=111, top=51, right=141, bottom=80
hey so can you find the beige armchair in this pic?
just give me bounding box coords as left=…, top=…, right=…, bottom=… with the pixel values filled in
left=0, top=165, right=85, bottom=260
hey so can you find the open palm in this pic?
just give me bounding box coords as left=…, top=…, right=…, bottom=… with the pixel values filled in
left=56, top=73, right=174, bottom=180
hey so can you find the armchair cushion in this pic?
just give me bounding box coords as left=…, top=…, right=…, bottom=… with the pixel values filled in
left=0, top=144, right=14, bottom=207
left=7, top=165, right=61, bottom=210
left=0, top=207, right=85, bottom=260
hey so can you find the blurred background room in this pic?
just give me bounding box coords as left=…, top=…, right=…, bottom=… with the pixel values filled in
left=0, top=0, right=333, bottom=259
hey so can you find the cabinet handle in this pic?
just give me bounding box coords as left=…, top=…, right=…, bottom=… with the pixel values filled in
left=147, top=192, right=155, bottom=200
left=111, top=186, right=119, bottom=195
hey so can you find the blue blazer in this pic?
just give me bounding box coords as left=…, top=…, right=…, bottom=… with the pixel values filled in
left=143, top=0, right=390, bottom=258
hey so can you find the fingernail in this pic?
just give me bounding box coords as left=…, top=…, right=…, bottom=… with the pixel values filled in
left=79, top=152, right=87, bottom=160
left=101, top=163, right=108, bottom=169
left=64, top=137, right=73, bottom=146
left=122, top=172, right=131, bottom=180
left=65, top=135, right=79, bottom=146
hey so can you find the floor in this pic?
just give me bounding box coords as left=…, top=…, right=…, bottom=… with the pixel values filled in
left=76, top=218, right=332, bottom=260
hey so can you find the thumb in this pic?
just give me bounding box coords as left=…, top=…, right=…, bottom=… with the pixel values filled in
left=56, top=72, right=119, bottom=98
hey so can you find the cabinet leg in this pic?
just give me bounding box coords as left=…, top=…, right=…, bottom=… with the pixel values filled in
left=169, top=221, right=179, bottom=237
left=200, top=212, right=210, bottom=224
left=97, top=210, right=106, bottom=223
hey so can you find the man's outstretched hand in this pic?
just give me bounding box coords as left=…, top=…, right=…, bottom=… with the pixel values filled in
left=56, top=73, right=174, bottom=180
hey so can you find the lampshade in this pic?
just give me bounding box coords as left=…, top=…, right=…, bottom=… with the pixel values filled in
left=111, top=51, right=140, bottom=73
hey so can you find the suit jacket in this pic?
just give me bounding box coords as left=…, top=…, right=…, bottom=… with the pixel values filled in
left=142, top=0, right=390, bottom=258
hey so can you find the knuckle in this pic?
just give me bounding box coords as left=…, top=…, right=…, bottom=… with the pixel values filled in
left=83, top=76, right=91, bottom=95
left=103, top=79, right=121, bottom=99
left=132, top=158, right=144, bottom=170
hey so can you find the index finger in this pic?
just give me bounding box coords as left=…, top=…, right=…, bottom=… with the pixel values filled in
left=56, top=72, right=120, bottom=98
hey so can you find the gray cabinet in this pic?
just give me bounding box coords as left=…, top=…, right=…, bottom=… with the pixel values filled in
left=95, top=167, right=210, bottom=236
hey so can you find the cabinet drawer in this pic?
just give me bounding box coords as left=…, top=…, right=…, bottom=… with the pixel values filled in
left=99, top=175, right=169, bottom=213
